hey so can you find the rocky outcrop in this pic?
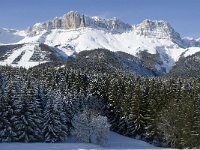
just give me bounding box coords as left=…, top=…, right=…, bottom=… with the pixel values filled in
left=80, top=15, right=86, bottom=27
left=134, top=20, right=182, bottom=45
left=83, top=16, right=132, bottom=32
left=53, top=17, right=62, bottom=29
left=62, top=11, right=81, bottom=29
left=46, top=21, right=53, bottom=30
left=27, top=11, right=132, bottom=35
left=111, top=17, right=131, bottom=32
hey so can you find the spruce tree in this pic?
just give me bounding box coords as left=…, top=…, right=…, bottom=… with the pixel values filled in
left=0, top=81, right=17, bottom=142
left=42, top=91, right=68, bottom=142
left=11, top=79, right=43, bottom=142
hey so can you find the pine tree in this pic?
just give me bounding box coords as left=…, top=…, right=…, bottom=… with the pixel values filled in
left=0, top=81, right=17, bottom=142
left=107, top=77, right=122, bottom=131
left=12, top=80, right=43, bottom=142
left=42, top=91, right=68, bottom=142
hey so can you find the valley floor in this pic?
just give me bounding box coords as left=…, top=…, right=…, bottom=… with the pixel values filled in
left=0, top=132, right=161, bottom=150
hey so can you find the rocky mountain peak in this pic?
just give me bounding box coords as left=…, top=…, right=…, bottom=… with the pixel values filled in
left=134, top=19, right=182, bottom=45
left=27, top=11, right=132, bottom=36
left=62, top=11, right=82, bottom=29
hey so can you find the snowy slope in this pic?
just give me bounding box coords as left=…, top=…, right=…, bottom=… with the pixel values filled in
left=19, top=27, right=186, bottom=72
left=0, top=11, right=200, bottom=72
left=20, top=28, right=182, bottom=58
left=0, top=43, right=48, bottom=68
left=183, top=47, right=200, bottom=57
left=0, top=132, right=158, bottom=150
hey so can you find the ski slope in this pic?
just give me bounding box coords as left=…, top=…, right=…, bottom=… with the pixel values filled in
left=0, top=132, right=158, bottom=150
left=0, top=43, right=48, bottom=68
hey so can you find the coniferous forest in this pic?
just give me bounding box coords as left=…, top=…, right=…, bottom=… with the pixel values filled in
left=1, top=65, right=200, bottom=148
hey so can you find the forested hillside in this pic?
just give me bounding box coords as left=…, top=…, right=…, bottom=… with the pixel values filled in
left=1, top=64, right=200, bottom=148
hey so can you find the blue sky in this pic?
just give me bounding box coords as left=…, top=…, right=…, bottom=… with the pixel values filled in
left=0, top=0, right=199, bottom=38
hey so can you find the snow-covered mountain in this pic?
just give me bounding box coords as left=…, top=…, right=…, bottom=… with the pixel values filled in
left=0, top=11, right=200, bottom=74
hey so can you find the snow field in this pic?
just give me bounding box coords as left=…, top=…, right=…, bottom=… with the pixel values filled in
left=0, top=132, right=158, bottom=150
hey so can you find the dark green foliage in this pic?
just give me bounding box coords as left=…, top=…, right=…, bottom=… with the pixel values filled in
left=66, top=48, right=156, bottom=76
left=42, top=91, right=68, bottom=142
left=37, top=44, right=65, bottom=62
left=136, top=50, right=162, bottom=75
left=1, top=65, right=200, bottom=148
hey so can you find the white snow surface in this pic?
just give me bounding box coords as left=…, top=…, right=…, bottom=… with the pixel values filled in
left=184, top=47, right=200, bottom=57
left=18, top=27, right=188, bottom=71
left=0, top=132, right=160, bottom=150
left=19, top=28, right=182, bottom=58
left=0, top=43, right=48, bottom=68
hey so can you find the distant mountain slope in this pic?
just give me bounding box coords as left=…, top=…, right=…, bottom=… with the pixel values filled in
left=0, top=28, right=25, bottom=44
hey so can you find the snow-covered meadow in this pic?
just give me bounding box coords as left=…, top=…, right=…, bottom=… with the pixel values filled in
left=0, top=132, right=157, bottom=150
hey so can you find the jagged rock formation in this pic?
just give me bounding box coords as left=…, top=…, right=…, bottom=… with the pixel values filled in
left=134, top=19, right=182, bottom=46
left=62, top=11, right=81, bottom=29
left=80, top=15, right=86, bottom=27
left=27, top=11, right=132, bottom=35
left=53, top=17, right=62, bottom=29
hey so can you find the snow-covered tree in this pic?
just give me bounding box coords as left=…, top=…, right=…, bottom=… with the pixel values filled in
left=42, top=91, right=68, bottom=143
left=91, top=114, right=110, bottom=145
left=71, top=109, right=110, bottom=145
left=12, top=80, right=43, bottom=142
left=0, top=81, right=17, bottom=142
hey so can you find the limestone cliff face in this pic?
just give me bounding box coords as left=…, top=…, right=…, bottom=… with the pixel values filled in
left=27, top=11, right=84, bottom=34
left=134, top=20, right=182, bottom=44
left=62, top=11, right=81, bottom=29
left=80, top=15, right=86, bottom=27
left=27, top=11, right=132, bottom=35
left=46, top=21, right=53, bottom=30
left=111, top=17, right=130, bottom=32
left=53, top=17, right=62, bottom=29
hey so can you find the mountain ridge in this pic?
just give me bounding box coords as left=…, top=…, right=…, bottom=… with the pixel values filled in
left=0, top=11, right=200, bottom=76
left=27, top=11, right=132, bottom=36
